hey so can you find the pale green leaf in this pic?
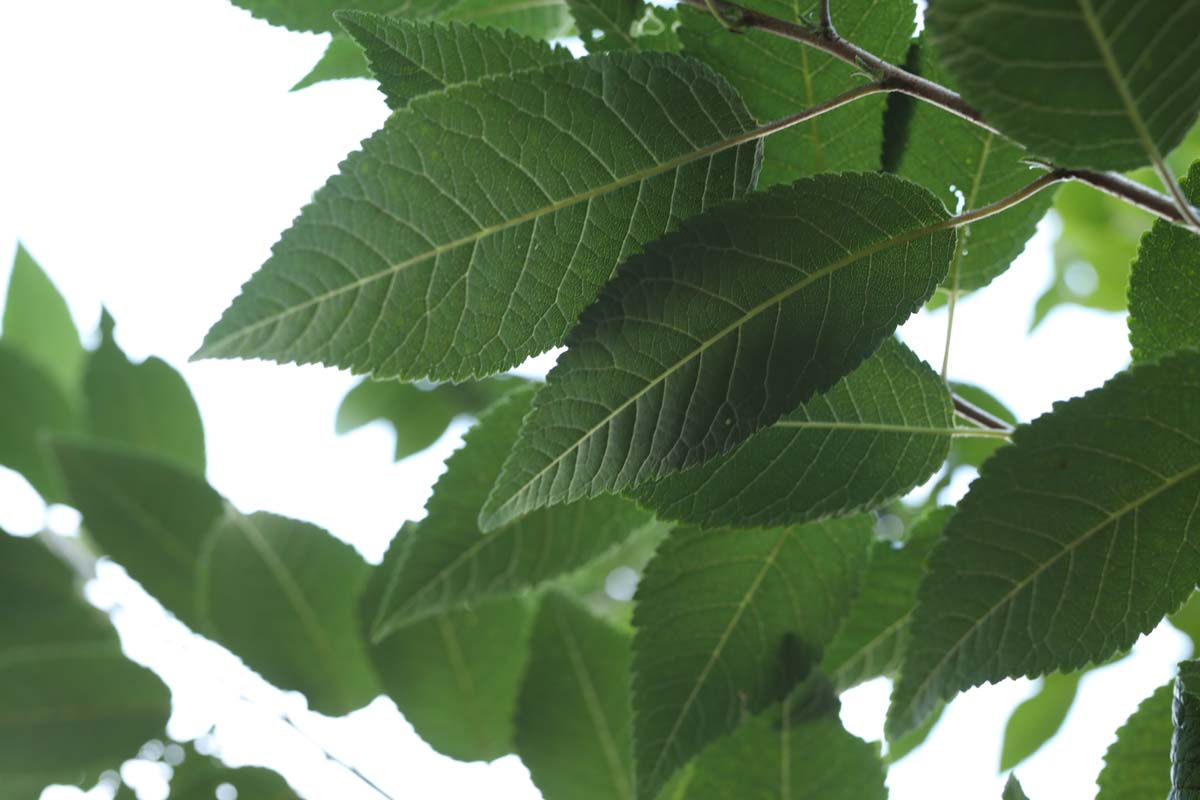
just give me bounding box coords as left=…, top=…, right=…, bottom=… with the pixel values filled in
left=335, top=374, right=523, bottom=461
left=634, top=339, right=955, bottom=530
left=1175, top=661, right=1200, bottom=799
left=335, top=13, right=572, bottom=111
left=999, top=670, right=1083, bottom=771
left=0, top=344, right=79, bottom=502
left=1, top=243, right=84, bottom=393
left=631, top=516, right=872, bottom=799
left=822, top=507, right=949, bottom=691
left=370, top=384, right=647, bottom=638
left=886, top=701, right=945, bottom=763
left=195, top=53, right=761, bottom=381
left=1003, top=775, right=1031, bottom=800
left=568, top=0, right=643, bottom=51
left=676, top=681, right=886, bottom=800
left=1096, top=682, right=1171, bottom=800
left=927, top=0, right=1200, bottom=171
left=680, top=0, right=915, bottom=185
left=898, top=40, right=1056, bottom=291
left=443, top=0, right=571, bottom=38
left=51, top=440, right=224, bottom=631
left=0, top=533, right=170, bottom=796
left=1129, top=161, right=1200, bottom=364
left=364, top=530, right=536, bottom=761
left=291, top=34, right=371, bottom=92
left=227, top=0, right=459, bottom=34
left=84, top=312, right=205, bottom=474
left=1171, top=591, right=1200, bottom=656
left=891, top=350, right=1200, bottom=737
left=198, top=512, right=379, bottom=716
left=482, top=173, right=954, bottom=530
left=515, top=591, right=634, bottom=800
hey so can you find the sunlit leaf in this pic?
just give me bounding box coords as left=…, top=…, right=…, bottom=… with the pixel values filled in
left=999, top=670, right=1083, bottom=771
left=1, top=243, right=84, bottom=393
left=0, top=344, right=79, bottom=502
left=291, top=34, right=371, bottom=92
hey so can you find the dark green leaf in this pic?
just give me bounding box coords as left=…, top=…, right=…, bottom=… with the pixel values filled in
left=166, top=749, right=298, bottom=799
left=364, top=530, right=536, bottom=761
left=1129, top=161, right=1200, bottom=364
left=927, top=0, right=1200, bottom=171
left=1175, top=661, right=1200, bottom=799
left=822, top=507, right=949, bottom=691
left=568, top=0, right=643, bottom=51
left=631, top=516, right=872, bottom=799
left=677, top=683, right=887, bottom=800
left=483, top=173, right=954, bottom=530
left=0, top=344, right=79, bottom=502
left=898, top=40, right=1056, bottom=291
left=195, top=53, right=761, bottom=381
left=2, top=243, right=84, bottom=393
left=680, top=0, right=915, bottom=185
left=891, top=350, right=1200, bottom=737
left=880, top=41, right=920, bottom=175
left=1096, top=682, right=1171, bottom=800
left=291, top=35, right=371, bottom=92
left=51, top=440, right=224, bottom=630
left=335, top=374, right=523, bottom=461
left=335, top=13, right=572, bottom=111
left=198, top=512, right=379, bottom=716
left=443, top=0, right=571, bottom=38
left=515, top=591, right=634, bottom=800
left=84, top=312, right=205, bottom=474
left=0, top=533, right=170, bottom=796
left=1003, top=775, right=1031, bottom=800
left=227, top=0, right=459, bottom=34
left=999, top=670, right=1083, bottom=771
left=634, top=340, right=955, bottom=530
left=369, top=384, right=649, bottom=638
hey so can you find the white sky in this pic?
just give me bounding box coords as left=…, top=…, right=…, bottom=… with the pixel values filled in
left=0, top=1, right=1187, bottom=799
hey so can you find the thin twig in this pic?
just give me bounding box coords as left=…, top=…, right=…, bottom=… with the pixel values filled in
left=952, top=394, right=1014, bottom=433
left=818, top=0, right=835, bottom=37
left=1151, top=156, right=1200, bottom=232
left=942, top=171, right=1069, bottom=231
left=262, top=702, right=397, bottom=800
left=675, top=0, right=1200, bottom=230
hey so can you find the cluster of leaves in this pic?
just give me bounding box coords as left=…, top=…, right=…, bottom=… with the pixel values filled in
left=7, top=0, right=1200, bottom=797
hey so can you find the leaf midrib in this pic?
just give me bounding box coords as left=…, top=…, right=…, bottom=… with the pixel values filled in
left=487, top=211, right=955, bottom=527
left=899, top=455, right=1200, bottom=731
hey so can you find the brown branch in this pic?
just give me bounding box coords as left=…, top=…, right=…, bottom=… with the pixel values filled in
left=676, top=0, right=1200, bottom=229
left=952, top=393, right=1014, bottom=433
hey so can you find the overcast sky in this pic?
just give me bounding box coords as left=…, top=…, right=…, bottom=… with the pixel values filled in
left=0, top=2, right=1185, bottom=799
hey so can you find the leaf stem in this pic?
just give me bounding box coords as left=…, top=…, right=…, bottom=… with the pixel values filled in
left=676, top=0, right=1200, bottom=230
left=942, top=172, right=1068, bottom=232
left=952, top=394, right=1014, bottom=433
left=818, top=0, right=835, bottom=37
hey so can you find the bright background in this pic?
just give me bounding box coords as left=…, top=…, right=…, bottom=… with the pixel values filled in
left=0, top=1, right=1187, bottom=798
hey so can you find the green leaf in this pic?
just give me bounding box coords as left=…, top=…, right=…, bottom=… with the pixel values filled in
left=370, top=385, right=648, bottom=638
left=2, top=243, right=84, bottom=393
left=926, top=0, right=1200, bottom=171
left=1175, top=661, right=1200, bottom=799
left=633, top=339, right=955, bottom=530
left=0, top=533, right=171, bottom=796
left=195, top=53, right=761, bottom=381
left=890, top=349, right=1200, bottom=738
left=335, top=13, right=572, bottom=111
left=166, top=749, right=298, bottom=799
left=0, top=344, right=79, bottom=502
left=999, top=670, right=1083, bottom=771
left=84, top=312, right=205, bottom=474
left=947, top=382, right=1017, bottom=471
left=1002, top=774, right=1031, bottom=800
left=1171, top=591, right=1200, bottom=656
left=227, top=0, right=459, bottom=34
left=335, top=374, right=523, bottom=461
left=442, top=0, right=571, bottom=38
left=680, top=0, right=916, bottom=185
left=886, top=701, right=945, bottom=763
left=1096, top=682, right=1171, bottom=800
left=880, top=42, right=920, bottom=175
left=1129, top=161, right=1200, bottom=364
left=51, top=440, right=224, bottom=631
left=291, top=35, right=371, bottom=92
left=897, top=40, right=1056, bottom=292
left=363, top=530, right=536, bottom=761
left=568, top=0, right=643, bottom=51
left=631, top=516, right=872, bottom=799
left=822, top=507, right=949, bottom=691
left=676, top=683, right=887, bottom=800
left=515, top=591, right=634, bottom=800
left=198, top=512, right=379, bottom=716
left=482, top=173, right=954, bottom=530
